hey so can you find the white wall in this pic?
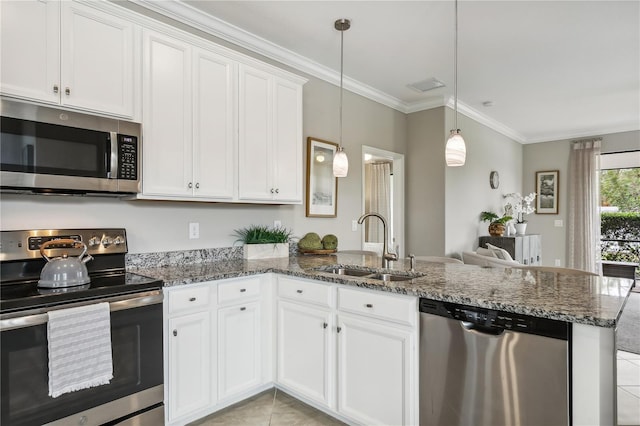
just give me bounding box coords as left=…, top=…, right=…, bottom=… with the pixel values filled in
left=523, top=130, right=640, bottom=266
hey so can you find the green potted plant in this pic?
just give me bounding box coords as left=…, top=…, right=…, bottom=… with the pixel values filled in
left=233, top=225, right=293, bottom=259
left=480, top=211, right=513, bottom=237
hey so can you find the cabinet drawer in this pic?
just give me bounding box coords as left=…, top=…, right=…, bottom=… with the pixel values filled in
left=218, top=277, right=261, bottom=305
left=337, top=287, right=416, bottom=326
left=168, top=285, right=210, bottom=314
left=278, top=276, right=331, bottom=307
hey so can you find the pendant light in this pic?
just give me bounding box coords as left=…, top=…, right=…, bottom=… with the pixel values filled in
left=333, top=18, right=350, bottom=177
left=445, top=0, right=466, bottom=167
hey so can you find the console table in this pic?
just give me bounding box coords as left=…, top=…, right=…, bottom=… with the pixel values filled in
left=479, top=234, right=542, bottom=265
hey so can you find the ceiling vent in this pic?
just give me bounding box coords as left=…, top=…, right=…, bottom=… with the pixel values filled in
left=407, top=77, right=445, bottom=93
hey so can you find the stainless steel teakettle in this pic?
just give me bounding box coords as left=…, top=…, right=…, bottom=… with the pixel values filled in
left=38, top=239, right=93, bottom=288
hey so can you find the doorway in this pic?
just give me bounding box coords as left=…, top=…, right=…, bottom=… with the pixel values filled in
left=361, top=146, right=405, bottom=258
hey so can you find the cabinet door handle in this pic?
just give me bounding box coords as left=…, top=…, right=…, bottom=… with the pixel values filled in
left=323, top=322, right=328, bottom=329
left=53, top=85, right=59, bottom=94
left=365, top=303, right=373, bottom=308
left=240, top=288, right=246, bottom=293
left=296, top=289, right=303, bottom=294
left=188, top=182, right=193, bottom=189
left=275, top=188, right=279, bottom=194
left=65, top=87, right=70, bottom=96
left=270, top=188, right=275, bottom=194
left=195, top=183, right=200, bottom=189
left=189, top=297, right=196, bottom=302
left=240, top=307, right=246, bottom=311
left=337, top=326, right=342, bottom=333
left=173, top=329, right=177, bottom=337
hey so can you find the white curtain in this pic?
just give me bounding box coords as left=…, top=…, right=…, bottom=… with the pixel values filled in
left=567, top=138, right=602, bottom=274
left=364, top=162, right=391, bottom=244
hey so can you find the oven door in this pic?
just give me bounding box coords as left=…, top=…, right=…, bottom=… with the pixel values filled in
left=0, top=292, right=164, bottom=426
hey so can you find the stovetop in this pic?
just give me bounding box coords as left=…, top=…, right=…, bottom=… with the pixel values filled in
left=0, top=271, right=163, bottom=314
left=0, top=228, right=163, bottom=315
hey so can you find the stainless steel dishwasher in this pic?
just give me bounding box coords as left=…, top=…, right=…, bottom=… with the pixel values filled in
left=419, top=298, right=570, bottom=426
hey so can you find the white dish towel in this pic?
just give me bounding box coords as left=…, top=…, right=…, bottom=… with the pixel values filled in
left=47, top=302, right=113, bottom=398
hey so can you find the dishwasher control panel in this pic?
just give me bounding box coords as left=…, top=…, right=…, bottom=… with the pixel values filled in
left=419, top=298, right=569, bottom=340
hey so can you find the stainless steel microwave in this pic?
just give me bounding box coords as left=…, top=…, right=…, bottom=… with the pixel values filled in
left=0, top=99, right=141, bottom=195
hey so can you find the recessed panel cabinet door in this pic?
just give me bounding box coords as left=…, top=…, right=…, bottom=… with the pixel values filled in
left=277, top=300, right=332, bottom=406
left=238, top=65, right=272, bottom=200
left=168, top=312, right=211, bottom=422
left=272, top=78, right=303, bottom=202
left=218, top=302, right=262, bottom=400
left=0, top=0, right=60, bottom=104
left=61, top=2, right=134, bottom=117
left=192, top=48, right=236, bottom=199
left=337, top=314, right=412, bottom=426
left=142, top=30, right=192, bottom=197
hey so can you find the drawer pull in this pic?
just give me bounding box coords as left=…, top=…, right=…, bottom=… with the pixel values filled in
left=189, top=297, right=196, bottom=302
left=337, top=326, right=342, bottom=333
left=53, top=84, right=59, bottom=93
left=65, top=87, right=70, bottom=96
left=365, top=303, right=373, bottom=308
left=240, top=307, right=246, bottom=311
left=240, top=288, right=246, bottom=293
left=173, top=329, right=177, bottom=337
left=296, top=289, right=303, bottom=294
left=323, top=322, right=328, bottom=329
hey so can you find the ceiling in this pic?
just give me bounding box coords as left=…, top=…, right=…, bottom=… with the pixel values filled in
left=137, top=1, right=640, bottom=144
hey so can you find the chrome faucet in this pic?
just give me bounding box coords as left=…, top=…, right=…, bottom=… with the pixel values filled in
left=357, top=213, right=398, bottom=268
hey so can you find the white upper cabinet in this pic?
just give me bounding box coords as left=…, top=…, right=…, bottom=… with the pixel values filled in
left=238, top=64, right=303, bottom=203
left=141, top=30, right=236, bottom=200
left=1, top=1, right=137, bottom=119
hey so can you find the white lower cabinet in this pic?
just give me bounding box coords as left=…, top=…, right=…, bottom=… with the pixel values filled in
left=275, top=276, right=418, bottom=425
left=164, top=276, right=270, bottom=426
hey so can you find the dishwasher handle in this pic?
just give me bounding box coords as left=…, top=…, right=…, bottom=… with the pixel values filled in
left=460, top=321, right=505, bottom=337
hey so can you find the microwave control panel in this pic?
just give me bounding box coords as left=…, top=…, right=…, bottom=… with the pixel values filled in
left=117, top=135, right=138, bottom=180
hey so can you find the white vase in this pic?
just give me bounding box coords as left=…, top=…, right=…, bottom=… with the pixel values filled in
left=243, top=243, right=290, bottom=260
left=515, top=223, right=527, bottom=235
left=507, top=222, right=517, bottom=236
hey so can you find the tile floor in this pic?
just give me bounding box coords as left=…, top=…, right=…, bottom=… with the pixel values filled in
left=192, top=354, right=640, bottom=426
left=618, top=350, right=640, bottom=426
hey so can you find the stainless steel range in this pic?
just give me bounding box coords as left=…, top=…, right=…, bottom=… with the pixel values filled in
left=0, top=228, right=164, bottom=426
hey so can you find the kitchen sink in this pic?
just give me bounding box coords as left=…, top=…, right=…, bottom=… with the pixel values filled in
left=316, top=266, right=421, bottom=282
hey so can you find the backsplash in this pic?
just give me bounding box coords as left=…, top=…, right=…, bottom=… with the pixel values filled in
left=126, top=242, right=299, bottom=269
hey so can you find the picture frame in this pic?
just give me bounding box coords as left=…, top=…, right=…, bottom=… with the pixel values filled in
left=536, top=170, right=559, bottom=214
left=306, top=137, right=338, bottom=217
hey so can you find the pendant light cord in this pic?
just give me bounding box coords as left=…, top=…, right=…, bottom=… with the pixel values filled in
left=339, top=27, right=344, bottom=148
left=454, top=0, right=458, bottom=131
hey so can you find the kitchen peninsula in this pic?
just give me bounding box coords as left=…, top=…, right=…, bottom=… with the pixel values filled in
left=132, top=252, right=633, bottom=426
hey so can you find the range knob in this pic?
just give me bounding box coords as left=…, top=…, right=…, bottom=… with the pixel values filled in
left=101, top=237, right=113, bottom=248
left=88, top=236, right=101, bottom=247
left=113, top=236, right=125, bottom=246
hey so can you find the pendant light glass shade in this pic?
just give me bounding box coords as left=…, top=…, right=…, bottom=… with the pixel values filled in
left=333, top=18, right=350, bottom=177
left=445, top=129, right=466, bottom=167
left=333, top=147, right=349, bottom=177
left=446, top=0, right=466, bottom=167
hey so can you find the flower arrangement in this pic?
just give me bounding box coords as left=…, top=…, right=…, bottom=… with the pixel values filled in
left=504, top=192, right=536, bottom=224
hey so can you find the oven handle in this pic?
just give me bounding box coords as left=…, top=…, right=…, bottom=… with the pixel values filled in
left=0, top=292, right=163, bottom=331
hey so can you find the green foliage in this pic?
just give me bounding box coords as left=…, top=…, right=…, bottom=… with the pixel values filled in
left=480, top=211, right=513, bottom=225
left=600, top=212, right=640, bottom=269
left=233, top=225, right=292, bottom=244
left=600, top=169, right=640, bottom=212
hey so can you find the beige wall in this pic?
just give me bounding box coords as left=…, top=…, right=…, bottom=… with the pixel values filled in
left=0, top=68, right=406, bottom=255
left=523, top=130, right=640, bottom=266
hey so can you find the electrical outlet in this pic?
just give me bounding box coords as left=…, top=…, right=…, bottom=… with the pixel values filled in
left=189, top=222, right=199, bottom=239
left=274, top=220, right=282, bottom=228
left=555, top=259, right=561, bottom=267
left=554, top=220, right=563, bottom=227
left=352, top=220, right=358, bottom=231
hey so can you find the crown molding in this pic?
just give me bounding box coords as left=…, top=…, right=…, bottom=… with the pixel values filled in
left=524, top=122, right=640, bottom=144
left=131, top=0, right=538, bottom=143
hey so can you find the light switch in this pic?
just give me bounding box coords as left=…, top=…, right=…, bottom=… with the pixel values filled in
left=554, top=220, right=563, bottom=227
left=352, top=220, right=358, bottom=232
left=189, top=222, right=199, bottom=239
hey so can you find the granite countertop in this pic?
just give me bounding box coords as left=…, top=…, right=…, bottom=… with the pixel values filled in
left=132, top=253, right=634, bottom=328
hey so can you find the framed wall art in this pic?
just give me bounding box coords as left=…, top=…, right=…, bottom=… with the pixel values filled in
left=306, top=137, right=338, bottom=217
left=536, top=170, right=559, bottom=214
